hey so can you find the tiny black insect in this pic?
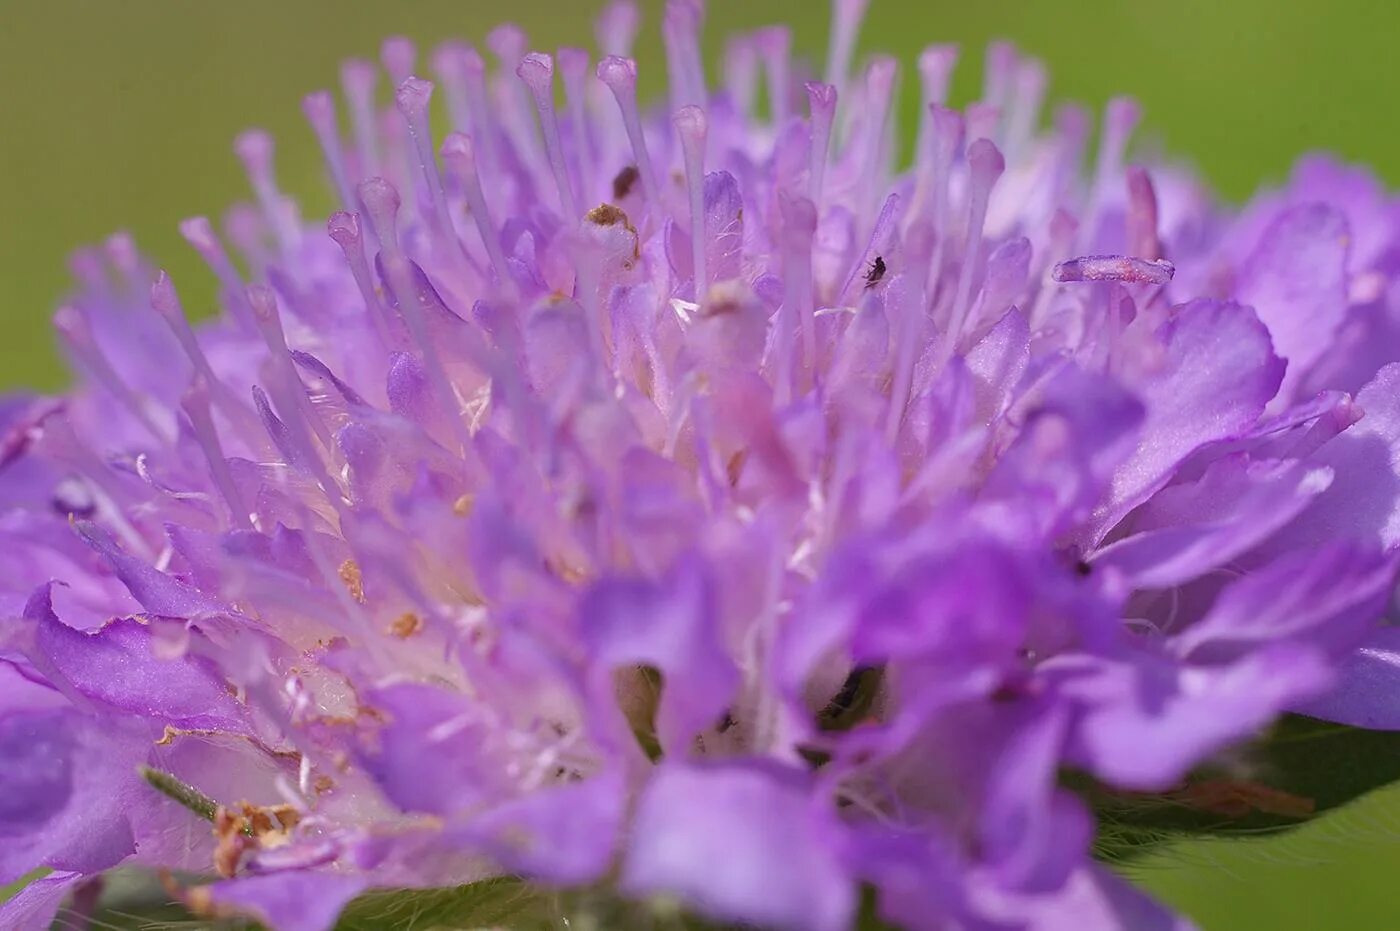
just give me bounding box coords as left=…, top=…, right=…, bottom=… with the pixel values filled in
left=863, top=255, right=887, bottom=289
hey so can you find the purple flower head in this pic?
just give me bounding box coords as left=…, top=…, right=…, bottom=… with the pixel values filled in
left=6, top=2, right=1400, bottom=929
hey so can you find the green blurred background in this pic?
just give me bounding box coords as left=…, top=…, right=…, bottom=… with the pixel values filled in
left=3, top=0, right=1400, bottom=927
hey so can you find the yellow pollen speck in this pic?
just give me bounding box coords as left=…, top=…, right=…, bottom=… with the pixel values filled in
left=388, top=612, right=424, bottom=639
left=453, top=493, right=474, bottom=517
left=550, top=561, right=589, bottom=585
left=339, top=558, right=366, bottom=604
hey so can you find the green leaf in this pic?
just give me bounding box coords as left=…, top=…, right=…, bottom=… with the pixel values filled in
left=0, top=869, right=51, bottom=908
left=63, top=876, right=558, bottom=931
left=334, top=877, right=560, bottom=930
left=855, top=884, right=902, bottom=930
left=1083, top=713, right=1400, bottom=862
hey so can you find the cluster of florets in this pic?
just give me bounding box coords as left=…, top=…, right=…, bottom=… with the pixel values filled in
left=4, top=1, right=1400, bottom=929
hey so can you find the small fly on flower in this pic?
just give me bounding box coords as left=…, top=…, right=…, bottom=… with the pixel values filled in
left=863, top=255, right=887, bottom=289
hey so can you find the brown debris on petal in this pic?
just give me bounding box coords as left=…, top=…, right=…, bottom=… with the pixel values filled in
left=585, top=203, right=640, bottom=261
left=211, top=801, right=304, bottom=877
left=339, top=558, right=366, bottom=604
left=388, top=611, right=424, bottom=639
left=212, top=806, right=254, bottom=878
left=697, top=279, right=745, bottom=317
left=586, top=202, right=633, bottom=231
left=612, top=164, right=640, bottom=200
left=726, top=450, right=748, bottom=487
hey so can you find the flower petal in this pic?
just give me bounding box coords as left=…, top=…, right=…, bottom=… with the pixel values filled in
left=1297, top=627, right=1400, bottom=730
left=621, top=762, right=856, bottom=931
left=1235, top=204, right=1349, bottom=403
left=204, top=870, right=367, bottom=931
left=1093, top=299, right=1284, bottom=537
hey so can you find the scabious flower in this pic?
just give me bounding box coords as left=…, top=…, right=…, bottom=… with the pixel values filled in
left=5, top=1, right=1400, bottom=929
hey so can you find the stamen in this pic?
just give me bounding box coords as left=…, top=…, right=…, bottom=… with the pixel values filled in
left=673, top=105, right=709, bottom=303
left=924, top=105, right=964, bottom=287
left=340, top=58, right=381, bottom=180
left=1050, top=103, right=1091, bottom=209
left=377, top=252, right=474, bottom=456
left=597, top=56, right=663, bottom=221
left=663, top=0, right=707, bottom=112
left=54, top=306, right=171, bottom=443
left=825, top=0, right=871, bottom=98
left=450, top=46, right=503, bottom=191
left=151, top=273, right=266, bottom=445
left=805, top=82, right=837, bottom=206
left=291, top=351, right=369, bottom=409
left=376, top=104, right=415, bottom=213
left=982, top=40, right=1018, bottom=115
left=380, top=36, right=417, bottom=88
left=942, top=138, right=1005, bottom=360
left=357, top=177, right=404, bottom=262
left=884, top=274, right=920, bottom=445
left=596, top=0, right=642, bottom=58
left=856, top=57, right=899, bottom=222
left=487, top=25, right=544, bottom=170
left=431, top=41, right=475, bottom=133
left=1029, top=209, right=1080, bottom=328
left=558, top=48, right=598, bottom=207
left=966, top=102, right=1001, bottom=149
left=361, top=186, right=492, bottom=453
left=225, top=202, right=272, bottom=273
left=326, top=212, right=395, bottom=345
left=181, top=375, right=252, bottom=529
left=177, top=216, right=246, bottom=319
left=104, top=232, right=143, bottom=289
left=252, top=383, right=297, bottom=468
left=775, top=193, right=819, bottom=405
left=394, top=77, right=460, bottom=243
left=567, top=230, right=612, bottom=377
left=233, top=129, right=300, bottom=254
left=1004, top=58, right=1047, bottom=162
left=517, top=53, right=581, bottom=220
left=149, top=272, right=220, bottom=387
left=1126, top=166, right=1163, bottom=261
left=913, top=45, right=958, bottom=172
left=246, top=285, right=334, bottom=450
left=440, top=133, right=513, bottom=290
left=69, top=248, right=107, bottom=294
left=724, top=35, right=760, bottom=116
left=1097, top=97, right=1142, bottom=184
left=753, top=27, right=791, bottom=128
left=1052, top=255, right=1175, bottom=286
left=40, top=417, right=151, bottom=558
left=1083, top=97, right=1141, bottom=245
left=302, top=91, right=355, bottom=210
